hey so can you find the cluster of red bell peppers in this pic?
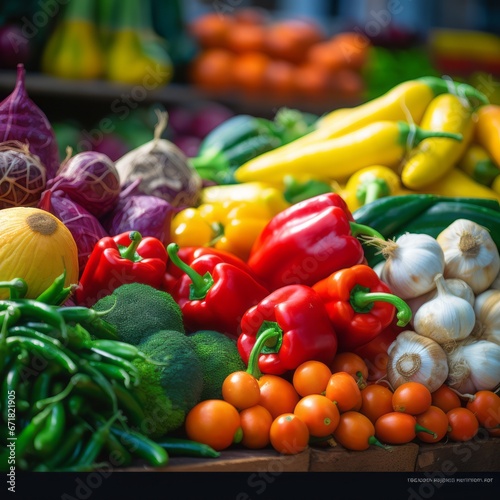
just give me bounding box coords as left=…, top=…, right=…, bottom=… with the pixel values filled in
left=75, top=193, right=411, bottom=376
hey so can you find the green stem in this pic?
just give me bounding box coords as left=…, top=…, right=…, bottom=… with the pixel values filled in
left=357, top=179, right=391, bottom=205
left=245, top=323, right=283, bottom=379
left=417, top=76, right=489, bottom=106
left=349, top=221, right=385, bottom=241
left=368, top=435, right=391, bottom=450
left=415, top=423, right=437, bottom=439
left=351, top=287, right=412, bottom=327
left=0, top=278, right=28, bottom=300
left=283, top=175, right=332, bottom=204
left=119, top=231, right=143, bottom=261
left=399, top=122, right=463, bottom=150
left=166, top=243, right=214, bottom=300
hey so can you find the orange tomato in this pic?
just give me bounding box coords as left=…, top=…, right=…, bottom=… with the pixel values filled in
left=292, top=360, right=332, bottom=397
left=232, top=52, right=270, bottom=95
left=294, top=63, right=332, bottom=99
left=226, top=24, right=267, bottom=54
left=447, top=407, right=480, bottom=442
left=392, top=382, right=432, bottom=415
left=239, top=405, right=273, bottom=449
left=359, top=384, right=394, bottom=424
left=330, top=32, right=370, bottom=71
left=431, top=384, right=462, bottom=414
left=466, top=390, right=500, bottom=437
left=375, top=412, right=434, bottom=445
left=269, top=413, right=309, bottom=455
left=415, top=406, right=449, bottom=444
left=333, top=411, right=381, bottom=451
left=263, top=60, right=296, bottom=99
left=293, top=394, right=340, bottom=437
left=325, top=371, right=362, bottom=413
left=222, top=371, right=261, bottom=410
left=185, top=399, right=241, bottom=451
left=189, top=13, right=233, bottom=48
left=258, top=374, right=300, bottom=419
left=189, top=49, right=235, bottom=93
left=306, top=41, right=347, bottom=73
left=330, top=352, right=369, bottom=388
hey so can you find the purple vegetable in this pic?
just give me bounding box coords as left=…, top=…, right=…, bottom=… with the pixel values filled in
left=0, top=64, right=60, bottom=180
left=101, top=182, right=176, bottom=245
left=47, top=151, right=121, bottom=218
left=38, top=189, right=108, bottom=275
left=0, top=24, right=31, bottom=69
left=0, top=140, right=46, bottom=209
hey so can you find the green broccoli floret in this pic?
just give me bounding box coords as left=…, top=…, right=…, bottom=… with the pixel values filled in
left=132, top=330, right=204, bottom=438
left=92, top=283, right=185, bottom=345
left=188, top=329, right=246, bottom=401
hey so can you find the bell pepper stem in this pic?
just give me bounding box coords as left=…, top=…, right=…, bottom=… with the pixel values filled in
left=357, top=179, right=391, bottom=205
left=351, top=286, right=412, bottom=327
left=166, top=243, right=214, bottom=300
left=246, top=323, right=283, bottom=379
left=349, top=221, right=385, bottom=241
left=119, top=231, right=143, bottom=261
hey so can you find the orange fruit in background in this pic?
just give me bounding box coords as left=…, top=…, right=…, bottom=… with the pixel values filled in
left=331, top=32, right=370, bottom=70
left=233, top=7, right=270, bottom=26
left=189, top=48, right=235, bottom=93
left=232, top=51, right=270, bottom=94
left=226, top=23, right=267, bottom=54
left=263, top=60, right=297, bottom=99
left=265, top=19, right=326, bottom=63
left=294, top=63, right=333, bottom=99
left=189, top=13, right=233, bottom=49
left=331, top=68, right=364, bottom=100
left=307, top=40, right=348, bottom=73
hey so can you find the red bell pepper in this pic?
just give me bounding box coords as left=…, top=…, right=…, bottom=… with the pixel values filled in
left=247, top=193, right=383, bottom=291
left=312, top=264, right=411, bottom=353
left=75, top=231, right=168, bottom=307
left=162, top=246, right=260, bottom=293
left=167, top=243, right=269, bottom=339
left=237, top=284, right=338, bottom=376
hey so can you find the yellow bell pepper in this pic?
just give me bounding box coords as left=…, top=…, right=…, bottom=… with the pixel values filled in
left=170, top=198, right=285, bottom=262
left=341, top=165, right=407, bottom=212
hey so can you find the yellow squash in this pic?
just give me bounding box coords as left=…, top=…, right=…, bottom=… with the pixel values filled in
left=0, top=207, right=79, bottom=299
left=400, top=93, right=475, bottom=190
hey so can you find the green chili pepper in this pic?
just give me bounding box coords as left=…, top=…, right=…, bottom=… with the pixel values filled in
left=78, top=361, right=118, bottom=414
left=0, top=278, right=28, bottom=300
left=33, top=374, right=85, bottom=412
left=89, top=339, right=165, bottom=365
left=105, top=429, right=133, bottom=467
left=35, top=270, right=67, bottom=305
left=5, top=336, right=77, bottom=374
left=29, top=371, right=53, bottom=414
left=155, top=436, right=220, bottom=458
left=1, top=356, right=22, bottom=421
left=67, top=394, right=85, bottom=417
left=111, top=381, right=147, bottom=428
left=37, top=422, right=87, bottom=471
left=110, top=425, right=169, bottom=467
left=57, top=306, right=118, bottom=340
left=33, top=401, right=66, bottom=456
left=88, top=359, right=136, bottom=389
left=87, top=348, right=140, bottom=380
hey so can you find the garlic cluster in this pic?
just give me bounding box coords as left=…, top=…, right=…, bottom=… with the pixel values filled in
left=472, top=289, right=500, bottom=345
left=436, top=219, right=500, bottom=294
left=376, top=232, right=445, bottom=300
left=386, top=330, right=449, bottom=392
left=413, top=274, right=476, bottom=346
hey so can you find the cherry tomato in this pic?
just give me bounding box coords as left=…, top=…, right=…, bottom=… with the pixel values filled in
left=333, top=411, right=383, bottom=451
left=466, top=390, right=500, bottom=437
left=330, top=352, right=368, bottom=387
left=325, top=371, right=362, bottom=412
left=375, top=412, right=436, bottom=444
left=431, top=384, right=462, bottom=414
left=269, top=413, right=309, bottom=455
left=360, top=384, right=394, bottom=424
left=222, top=371, right=261, bottom=410
left=293, top=394, right=340, bottom=437
left=185, top=399, right=242, bottom=451
left=447, top=407, right=479, bottom=442
left=239, top=405, right=273, bottom=449
left=392, top=381, right=432, bottom=415
left=258, top=374, right=300, bottom=419
left=292, top=360, right=332, bottom=397
left=415, top=406, right=449, bottom=443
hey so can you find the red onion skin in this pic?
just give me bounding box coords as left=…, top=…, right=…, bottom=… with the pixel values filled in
left=0, top=64, right=60, bottom=180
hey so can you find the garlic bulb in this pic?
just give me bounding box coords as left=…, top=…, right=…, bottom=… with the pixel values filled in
left=406, top=278, right=475, bottom=320
left=447, top=339, right=500, bottom=393
left=372, top=260, right=385, bottom=279
left=436, top=218, right=500, bottom=294
left=378, top=232, right=445, bottom=299
left=386, top=330, right=449, bottom=392
left=491, top=270, right=500, bottom=290
left=473, top=289, right=500, bottom=345
left=413, top=273, right=476, bottom=345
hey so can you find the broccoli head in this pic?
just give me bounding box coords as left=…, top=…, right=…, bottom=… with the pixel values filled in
left=188, top=329, right=246, bottom=401
left=132, top=329, right=204, bottom=438
left=92, top=283, right=185, bottom=346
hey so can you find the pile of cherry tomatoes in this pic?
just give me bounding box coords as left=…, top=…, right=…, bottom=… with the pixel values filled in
left=183, top=352, right=500, bottom=455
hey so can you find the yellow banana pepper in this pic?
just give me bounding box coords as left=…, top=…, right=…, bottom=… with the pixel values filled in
left=458, top=143, right=500, bottom=187
left=341, top=165, right=407, bottom=212
left=400, top=93, right=474, bottom=190
left=170, top=198, right=285, bottom=262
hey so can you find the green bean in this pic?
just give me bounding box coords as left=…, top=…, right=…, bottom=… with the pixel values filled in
left=5, top=336, right=77, bottom=374
left=33, top=401, right=66, bottom=456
